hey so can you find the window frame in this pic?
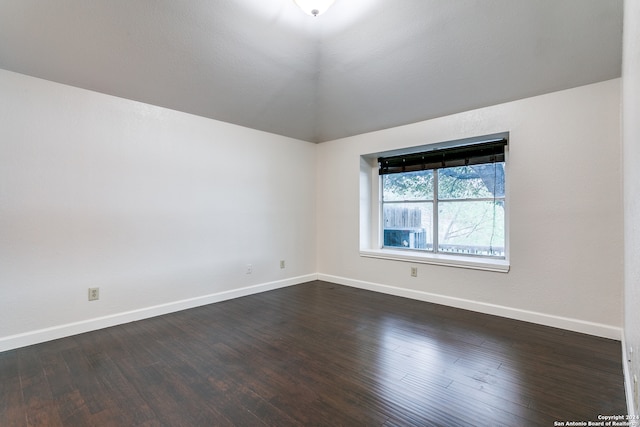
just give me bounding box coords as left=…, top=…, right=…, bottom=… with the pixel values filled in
left=381, top=165, right=506, bottom=258
left=359, top=133, right=510, bottom=273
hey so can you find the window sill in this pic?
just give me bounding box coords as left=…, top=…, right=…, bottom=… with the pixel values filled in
left=359, top=248, right=510, bottom=273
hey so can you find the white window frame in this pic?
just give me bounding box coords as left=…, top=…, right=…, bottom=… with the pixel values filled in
left=359, top=133, right=510, bottom=273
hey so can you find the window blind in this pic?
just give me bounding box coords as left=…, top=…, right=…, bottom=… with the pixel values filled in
left=378, top=138, right=507, bottom=175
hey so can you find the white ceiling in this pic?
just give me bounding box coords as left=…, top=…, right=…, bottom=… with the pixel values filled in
left=0, top=0, right=623, bottom=143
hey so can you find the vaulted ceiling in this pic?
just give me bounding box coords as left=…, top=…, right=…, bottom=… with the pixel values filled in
left=0, top=0, right=624, bottom=142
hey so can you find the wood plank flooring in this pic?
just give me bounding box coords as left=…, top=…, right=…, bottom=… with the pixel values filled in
left=0, top=280, right=627, bottom=426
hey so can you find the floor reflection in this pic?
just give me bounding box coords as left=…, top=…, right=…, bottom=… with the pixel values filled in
left=365, top=314, right=533, bottom=425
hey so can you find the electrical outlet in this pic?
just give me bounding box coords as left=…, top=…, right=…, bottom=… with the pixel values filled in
left=280, top=260, right=285, bottom=269
left=410, top=267, right=418, bottom=277
left=88, top=287, right=99, bottom=301
left=246, top=264, right=253, bottom=274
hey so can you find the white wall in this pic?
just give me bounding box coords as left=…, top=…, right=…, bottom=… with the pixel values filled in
left=623, top=0, right=640, bottom=416
left=0, top=67, right=627, bottom=355
left=0, top=69, right=317, bottom=351
left=317, top=79, right=623, bottom=338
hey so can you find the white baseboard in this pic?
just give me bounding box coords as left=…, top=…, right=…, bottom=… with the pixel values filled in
left=1, top=273, right=622, bottom=353
left=622, top=335, right=638, bottom=418
left=318, top=273, right=622, bottom=340
left=0, top=274, right=318, bottom=353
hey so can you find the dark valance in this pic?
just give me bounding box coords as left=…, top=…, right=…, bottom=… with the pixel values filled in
left=378, top=138, right=507, bottom=175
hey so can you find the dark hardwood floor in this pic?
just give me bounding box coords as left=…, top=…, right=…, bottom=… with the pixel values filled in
left=0, top=281, right=627, bottom=426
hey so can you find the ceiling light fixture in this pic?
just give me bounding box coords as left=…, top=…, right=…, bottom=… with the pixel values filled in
left=293, top=0, right=336, bottom=16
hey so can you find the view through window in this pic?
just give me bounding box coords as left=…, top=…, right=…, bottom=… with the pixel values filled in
left=380, top=140, right=506, bottom=258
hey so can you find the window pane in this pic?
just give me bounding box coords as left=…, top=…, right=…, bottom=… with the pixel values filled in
left=383, top=203, right=433, bottom=250
left=438, top=163, right=505, bottom=199
left=437, top=200, right=505, bottom=257
left=382, top=170, right=433, bottom=201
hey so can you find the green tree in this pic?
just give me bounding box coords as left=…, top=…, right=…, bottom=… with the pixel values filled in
left=382, top=163, right=504, bottom=200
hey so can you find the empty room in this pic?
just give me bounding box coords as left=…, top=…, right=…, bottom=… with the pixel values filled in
left=1, top=0, right=639, bottom=425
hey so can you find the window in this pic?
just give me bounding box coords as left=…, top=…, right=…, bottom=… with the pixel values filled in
left=378, top=137, right=507, bottom=259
